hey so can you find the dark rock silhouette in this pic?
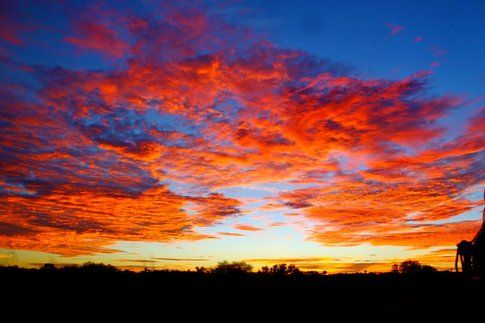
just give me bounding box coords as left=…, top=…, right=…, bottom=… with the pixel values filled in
left=456, top=189, right=485, bottom=276
left=456, top=240, right=473, bottom=273
left=471, top=190, right=485, bottom=275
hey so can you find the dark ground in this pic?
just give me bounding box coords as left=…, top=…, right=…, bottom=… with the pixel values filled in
left=1, top=266, right=483, bottom=322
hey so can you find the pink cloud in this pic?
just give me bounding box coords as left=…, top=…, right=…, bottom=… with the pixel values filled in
left=385, top=22, right=404, bottom=36
left=414, top=36, right=424, bottom=42
left=431, top=46, right=448, bottom=57
left=65, top=20, right=128, bottom=58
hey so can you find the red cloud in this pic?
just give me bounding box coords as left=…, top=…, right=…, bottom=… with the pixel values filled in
left=0, top=3, right=29, bottom=45
left=65, top=20, right=128, bottom=58
left=0, top=2, right=482, bottom=264
left=274, top=111, right=484, bottom=248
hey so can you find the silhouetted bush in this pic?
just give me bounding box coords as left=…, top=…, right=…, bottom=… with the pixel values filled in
left=420, top=265, right=438, bottom=273
left=39, top=263, right=57, bottom=271
left=80, top=262, right=119, bottom=273
left=391, top=260, right=437, bottom=274
left=212, top=260, right=253, bottom=274
left=259, top=264, right=301, bottom=276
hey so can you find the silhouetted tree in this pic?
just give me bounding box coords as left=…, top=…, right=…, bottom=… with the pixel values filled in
left=391, top=260, right=437, bottom=274
left=400, top=260, right=423, bottom=273
left=212, top=261, right=253, bottom=274
left=39, top=263, right=57, bottom=271
left=258, top=264, right=302, bottom=276
left=80, top=262, right=119, bottom=273
left=391, top=264, right=400, bottom=274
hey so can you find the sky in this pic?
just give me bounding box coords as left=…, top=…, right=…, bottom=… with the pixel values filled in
left=0, top=0, right=484, bottom=273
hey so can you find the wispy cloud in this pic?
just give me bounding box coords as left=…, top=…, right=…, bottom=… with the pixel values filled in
left=234, top=224, right=262, bottom=232
left=385, top=21, right=404, bottom=36
left=155, top=257, right=208, bottom=261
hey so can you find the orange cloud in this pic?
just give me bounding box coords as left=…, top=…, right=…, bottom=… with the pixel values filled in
left=274, top=115, right=484, bottom=248
left=234, top=224, right=262, bottom=232
left=0, top=185, right=240, bottom=256
left=0, top=2, right=482, bottom=264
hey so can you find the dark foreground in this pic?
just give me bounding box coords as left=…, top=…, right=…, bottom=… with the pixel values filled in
left=1, top=266, right=482, bottom=322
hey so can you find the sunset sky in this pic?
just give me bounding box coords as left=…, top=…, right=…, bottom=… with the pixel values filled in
left=0, top=0, right=484, bottom=273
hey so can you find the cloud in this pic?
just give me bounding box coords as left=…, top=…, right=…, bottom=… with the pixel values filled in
left=385, top=22, right=404, bottom=36
left=216, top=232, right=245, bottom=237
left=0, top=3, right=30, bottom=45
left=414, top=36, right=424, bottom=43
left=0, top=184, right=240, bottom=255
left=0, top=222, right=37, bottom=236
left=274, top=112, right=484, bottom=248
left=234, top=224, right=262, bottom=232
left=65, top=20, right=128, bottom=58
left=118, top=259, right=159, bottom=263
left=244, top=257, right=338, bottom=264
left=0, top=1, right=483, bottom=263
left=431, top=46, right=448, bottom=57
left=153, top=257, right=208, bottom=261
left=429, top=46, right=448, bottom=68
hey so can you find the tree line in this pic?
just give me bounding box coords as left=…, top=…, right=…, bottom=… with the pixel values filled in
left=1, top=260, right=438, bottom=275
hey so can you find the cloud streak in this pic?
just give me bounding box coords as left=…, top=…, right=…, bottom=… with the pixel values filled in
left=385, top=22, right=404, bottom=36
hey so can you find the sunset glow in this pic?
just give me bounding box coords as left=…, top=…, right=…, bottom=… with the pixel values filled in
left=0, top=0, right=483, bottom=273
